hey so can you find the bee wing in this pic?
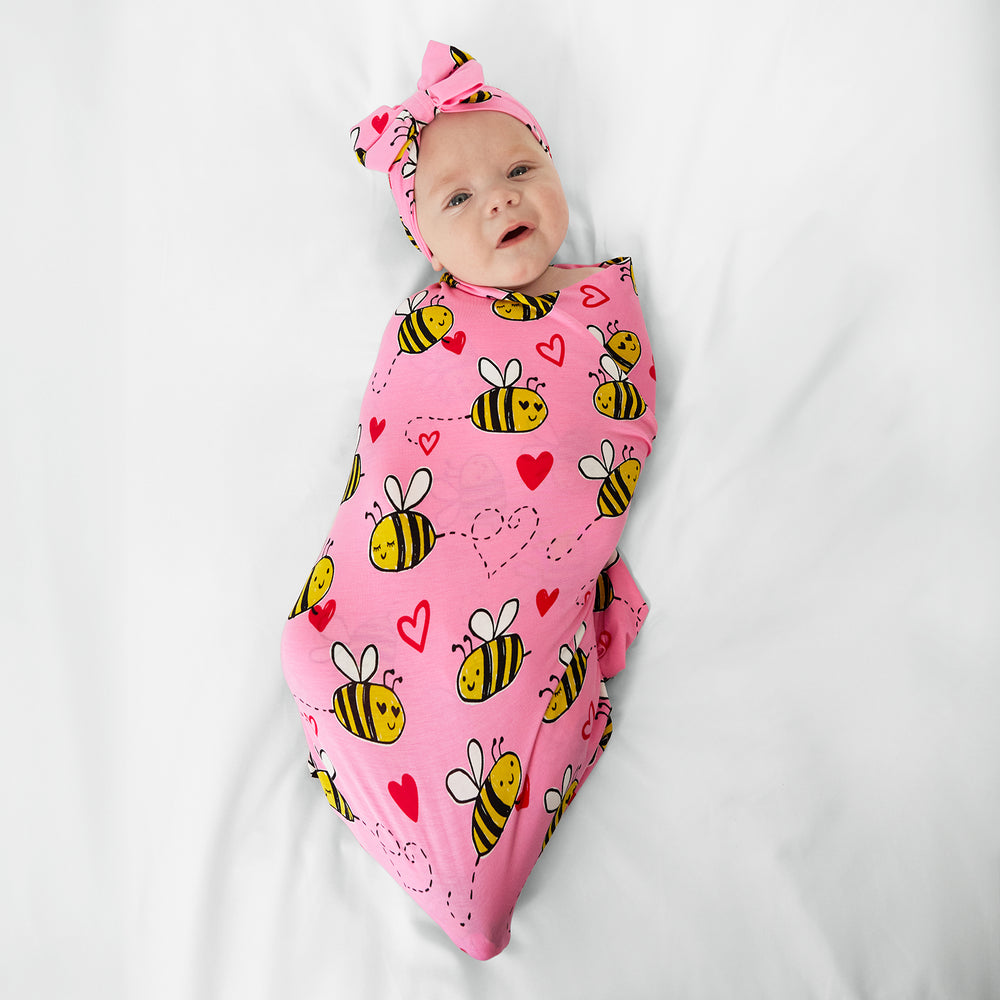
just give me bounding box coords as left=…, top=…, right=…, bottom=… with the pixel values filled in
left=359, top=644, right=379, bottom=683
left=578, top=455, right=608, bottom=480
left=574, top=621, right=587, bottom=648
left=384, top=474, right=404, bottom=510
left=544, top=786, right=564, bottom=814
left=395, top=290, right=428, bottom=316
left=494, top=598, right=519, bottom=637
left=402, top=467, right=432, bottom=509
left=469, top=608, right=496, bottom=642
left=561, top=764, right=573, bottom=796
left=467, top=738, right=484, bottom=786
left=503, top=358, right=522, bottom=386
left=601, top=438, right=615, bottom=469
left=587, top=324, right=605, bottom=346
left=331, top=641, right=361, bottom=681
left=558, top=643, right=573, bottom=666
left=478, top=356, right=504, bottom=387
left=446, top=768, right=481, bottom=804
left=319, top=749, right=336, bottom=780
left=601, top=354, right=624, bottom=379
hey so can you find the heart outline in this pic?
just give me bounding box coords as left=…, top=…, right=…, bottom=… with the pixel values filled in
left=397, top=599, right=430, bottom=652
left=580, top=285, right=610, bottom=308
left=418, top=431, right=440, bottom=455
left=536, top=334, right=565, bottom=367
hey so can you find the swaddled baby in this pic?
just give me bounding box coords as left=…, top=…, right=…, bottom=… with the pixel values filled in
left=281, top=40, right=657, bottom=960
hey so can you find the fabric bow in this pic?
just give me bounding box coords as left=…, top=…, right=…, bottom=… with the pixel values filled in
left=350, top=40, right=549, bottom=260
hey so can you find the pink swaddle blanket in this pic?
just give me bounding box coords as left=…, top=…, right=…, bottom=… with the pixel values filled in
left=281, top=257, right=657, bottom=958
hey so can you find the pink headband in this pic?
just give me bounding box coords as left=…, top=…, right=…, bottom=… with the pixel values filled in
left=351, top=41, right=550, bottom=261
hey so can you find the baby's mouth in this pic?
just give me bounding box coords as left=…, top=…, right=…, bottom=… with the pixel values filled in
left=498, top=224, right=532, bottom=247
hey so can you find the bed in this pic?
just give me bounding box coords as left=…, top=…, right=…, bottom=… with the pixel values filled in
left=4, top=0, right=999, bottom=996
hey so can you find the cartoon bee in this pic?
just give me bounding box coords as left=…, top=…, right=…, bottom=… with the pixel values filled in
left=591, top=355, right=647, bottom=420
left=460, top=89, right=493, bottom=104
left=579, top=439, right=642, bottom=518
left=541, top=765, right=579, bottom=852
left=451, top=46, right=473, bottom=66
left=350, top=126, right=366, bottom=167
left=453, top=598, right=527, bottom=702
left=341, top=424, right=363, bottom=503
left=470, top=357, right=547, bottom=433
left=446, top=737, right=522, bottom=858
left=288, top=540, right=334, bottom=619
left=593, top=552, right=619, bottom=612
left=367, top=468, right=437, bottom=572
left=605, top=256, right=637, bottom=295
left=330, top=641, right=405, bottom=744
left=492, top=290, right=558, bottom=322
left=540, top=622, right=588, bottom=722
left=309, top=750, right=355, bottom=822
left=395, top=290, right=455, bottom=354
left=389, top=111, right=421, bottom=176
left=588, top=320, right=642, bottom=373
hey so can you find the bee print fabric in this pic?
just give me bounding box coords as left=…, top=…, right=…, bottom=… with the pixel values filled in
left=281, top=257, right=657, bottom=960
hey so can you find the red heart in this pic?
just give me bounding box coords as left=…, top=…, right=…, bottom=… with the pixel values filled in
left=418, top=431, right=439, bottom=455
left=650, top=364, right=656, bottom=381
left=514, top=774, right=530, bottom=811
left=580, top=285, right=610, bottom=308
left=596, top=629, right=612, bottom=659
left=581, top=701, right=597, bottom=739
left=517, top=451, right=553, bottom=490
left=308, top=599, right=336, bottom=632
left=535, top=334, right=565, bottom=367
left=369, top=416, right=385, bottom=442
left=397, top=599, right=430, bottom=652
left=372, top=112, right=389, bottom=134
left=442, top=330, right=466, bottom=354
left=302, top=712, right=318, bottom=736
left=536, top=588, right=559, bottom=616
left=388, top=773, right=419, bottom=822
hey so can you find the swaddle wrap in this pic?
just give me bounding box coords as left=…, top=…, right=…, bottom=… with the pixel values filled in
left=352, top=40, right=550, bottom=260
left=281, top=259, right=656, bottom=958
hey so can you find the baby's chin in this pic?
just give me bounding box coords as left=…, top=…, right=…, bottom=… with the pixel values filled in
left=439, top=260, right=552, bottom=293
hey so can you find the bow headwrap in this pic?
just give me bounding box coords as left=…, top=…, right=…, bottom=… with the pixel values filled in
left=351, top=41, right=550, bottom=261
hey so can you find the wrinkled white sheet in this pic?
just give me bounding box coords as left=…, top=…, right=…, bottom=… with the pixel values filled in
left=3, top=0, right=999, bottom=997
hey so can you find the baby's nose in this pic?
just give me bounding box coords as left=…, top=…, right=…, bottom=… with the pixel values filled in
left=489, top=184, right=519, bottom=214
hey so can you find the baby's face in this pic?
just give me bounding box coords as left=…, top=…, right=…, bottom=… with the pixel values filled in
left=414, top=111, right=568, bottom=292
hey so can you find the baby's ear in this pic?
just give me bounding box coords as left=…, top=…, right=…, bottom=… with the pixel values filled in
left=428, top=250, right=443, bottom=272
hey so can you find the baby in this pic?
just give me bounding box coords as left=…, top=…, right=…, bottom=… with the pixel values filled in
left=281, top=41, right=657, bottom=960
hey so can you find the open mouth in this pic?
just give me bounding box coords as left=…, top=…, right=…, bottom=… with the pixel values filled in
left=498, top=224, right=532, bottom=247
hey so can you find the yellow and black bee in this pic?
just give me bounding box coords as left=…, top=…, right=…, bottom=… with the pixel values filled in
left=288, top=540, right=334, bottom=619
left=460, top=89, right=493, bottom=104
left=588, top=320, right=642, bottom=373
left=604, top=256, right=637, bottom=295
left=367, top=468, right=436, bottom=572
left=389, top=111, right=421, bottom=177
left=330, top=641, right=405, bottom=744
left=579, top=439, right=642, bottom=518
left=454, top=598, right=527, bottom=702
left=541, top=765, right=579, bottom=852
left=350, top=125, right=366, bottom=167
left=446, top=737, right=522, bottom=858
left=341, top=424, right=363, bottom=503
left=395, top=290, right=455, bottom=354
left=492, top=291, right=558, bottom=322
left=310, top=749, right=355, bottom=822
left=541, top=622, right=588, bottom=722
left=593, top=552, right=619, bottom=612
left=592, top=354, right=647, bottom=421
left=470, top=357, right=547, bottom=433
left=450, top=45, right=473, bottom=66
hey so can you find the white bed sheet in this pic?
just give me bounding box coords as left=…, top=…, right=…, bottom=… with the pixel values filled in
left=4, top=0, right=999, bottom=997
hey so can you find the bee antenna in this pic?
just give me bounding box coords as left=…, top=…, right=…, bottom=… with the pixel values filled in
left=365, top=501, right=382, bottom=524
left=384, top=667, right=403, bottom=691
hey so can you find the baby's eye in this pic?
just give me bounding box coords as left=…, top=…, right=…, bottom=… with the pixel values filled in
left=509, top=165, right=530, bottom=178
left=448, top=192, right=470, bottom=208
